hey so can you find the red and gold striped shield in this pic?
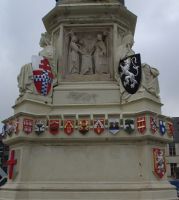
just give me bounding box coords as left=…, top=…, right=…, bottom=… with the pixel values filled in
left=137, top=116, right=146, bottom=134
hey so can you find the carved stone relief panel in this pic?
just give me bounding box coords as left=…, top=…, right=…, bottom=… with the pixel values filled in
left=62, top=26, right=113, bottom=81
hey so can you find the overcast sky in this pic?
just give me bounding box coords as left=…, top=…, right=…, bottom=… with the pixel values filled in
left=0, top=0, right=179, bottom=129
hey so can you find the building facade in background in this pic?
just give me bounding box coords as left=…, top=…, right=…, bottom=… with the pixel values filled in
left=166, top=117, right=179, bottom=179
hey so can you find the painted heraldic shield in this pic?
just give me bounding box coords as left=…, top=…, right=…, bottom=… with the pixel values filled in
left=124, top=119, right=135, bottom=134
left=167, top=122, right=174, bottom=137
left=137, top=116, right=146, bottom=134
left=109, top=118, right=120, bottom=134
left=32, top=56, right=53, bottom=96
left=118, top=54, right=141, bottom=94
left=23, top=119, right=33, bottom=134
left=150, top=116, right=158, bottom=134
left=49, top=120, right=59, bottom=135
left=79, top=120, right=89, bottom=135
left=153, top=148, right=166, bottom=179
left=64, top=120, right=74, bottom=135
left=35, top=120, right=46, bottom=135
left=159, top=120, right=166, bottom=135
left=94, top=119, right=105, bottom=135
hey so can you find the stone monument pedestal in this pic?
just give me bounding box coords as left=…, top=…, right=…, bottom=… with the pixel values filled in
left=0, top=131, right=176, bottom=200
left=0, top=136, right=177, bottom=200
left=0, top=1, right=177, bottom=199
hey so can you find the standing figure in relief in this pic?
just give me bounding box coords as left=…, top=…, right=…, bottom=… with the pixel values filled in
left=68, top=35, right=82, bottom=74
left=80, top=39, right=93, bottom=75
left=93, top=34, right=107, bottom=74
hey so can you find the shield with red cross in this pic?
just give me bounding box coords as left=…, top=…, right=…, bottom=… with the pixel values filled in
left=94, top=119, right=105, bottom=135
left=137, top=116, right=146, bottom=134
left=32, top=56, right=53, bottom=96
left=7, top=150, right=17, bottom=180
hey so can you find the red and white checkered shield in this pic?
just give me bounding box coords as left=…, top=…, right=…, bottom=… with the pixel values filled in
left=32, top=56, right=53, bottom=96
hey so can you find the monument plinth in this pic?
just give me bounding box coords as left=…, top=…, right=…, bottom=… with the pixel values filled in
left=0, top=1, right=177, bottom=200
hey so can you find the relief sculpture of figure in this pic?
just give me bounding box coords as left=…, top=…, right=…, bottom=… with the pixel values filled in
left=68, top=35, right=83, bottom=74
left=17, top=63, right=34, bottom=96
left=141, top=63, right=160, bottom=97
left=93, top=34, right=107, bottom=74
left=80, top=39, right=93, bottom=75
left=39, top=32, right=54, bottom=68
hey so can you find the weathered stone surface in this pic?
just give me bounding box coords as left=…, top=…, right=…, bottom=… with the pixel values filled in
left=0, top=1, right=177, bottom=200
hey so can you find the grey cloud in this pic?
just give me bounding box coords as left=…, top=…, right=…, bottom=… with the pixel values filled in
left=0, top=0, right=179, bottom=130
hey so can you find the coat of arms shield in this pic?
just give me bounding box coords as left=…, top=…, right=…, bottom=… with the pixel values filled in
left=32, top=56, right=53, bottom=96
left=137, top=116, right=146, bottom=134
left=94, top=119, right=105, bottom=135
left=118, top=54, right=142, bottom=94
left=35, top=120, right=46, bottom=135
left=159, top=120, right=166, bottom=135
left=23, top=119, right=33, bottom=134
left=167, top=122, right=174, bottom=137
left=64, top=120, right=75, bottom=135
left=3, top=120, right=19, bottom=136
left=109, top=118, right=120, bottom=135
left=153, top=148, right=166, bottom=179
left=79, top=120, right=89, bottom=135
left=150, top=116, right=158, bottom=134
left=49, top=120, right=59, bottom=135
left=124, top=119, right=135, bottom=134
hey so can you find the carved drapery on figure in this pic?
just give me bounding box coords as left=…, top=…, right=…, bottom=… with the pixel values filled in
left=94, top=34, right=107, bottom=74
left=80, top=38, right=93, bottom=75
left=65, top=30, right=109, bottom=77
left=68, top=35, right=82, bottom=74
left=142, top=64, right=160, bottom=97
left=17, top=63, right=34, bottom=96
left=39, top=32, right=54, bottom=69
left=115, top=32, right=160, bottom=101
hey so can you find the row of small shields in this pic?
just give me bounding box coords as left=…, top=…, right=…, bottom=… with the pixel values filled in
left=2, top=117, right=173, bottom=137
left=24, top=118, right=138, bottom=135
